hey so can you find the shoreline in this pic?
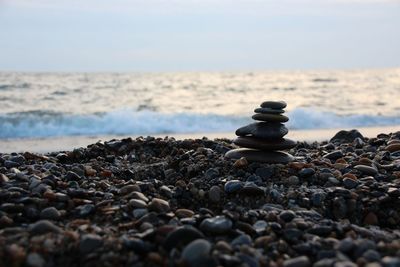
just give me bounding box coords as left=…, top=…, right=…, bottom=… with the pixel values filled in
left=1, top=125, right=400, bottom=153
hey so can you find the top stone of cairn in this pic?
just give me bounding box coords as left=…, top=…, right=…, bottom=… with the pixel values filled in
left=260, top=101, right=287, bottom=109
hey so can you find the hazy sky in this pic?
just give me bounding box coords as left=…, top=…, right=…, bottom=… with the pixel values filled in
left=0, top=0, right=399, bottom=71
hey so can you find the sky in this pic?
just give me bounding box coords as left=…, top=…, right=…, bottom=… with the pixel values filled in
left=0, top=0, right=399, bottom=72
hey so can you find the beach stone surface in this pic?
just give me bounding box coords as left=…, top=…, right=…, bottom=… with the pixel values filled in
left=252, top=113, right=289, bottom=122
left=260, top=100, right=287, bottom=109
left=235, top=122, right=288, bottom=139
left=225, top=148, right=294, bottom=163
left=330, top=129, right=364, bottom=143
left=254, top=107, right=285, bottom=114
left=1, top=132, right=400, bottom=267
left=233, top=137, right=296, bottom=150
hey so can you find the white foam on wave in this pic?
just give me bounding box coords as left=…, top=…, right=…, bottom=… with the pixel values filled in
left=0, top=108, right=399, bottom=138
left=0, top=109, right=247, bottom=138
left=287, top=108, right=400, bottom=129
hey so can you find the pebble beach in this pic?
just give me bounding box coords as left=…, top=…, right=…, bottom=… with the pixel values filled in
left=1, top=129, right=400, bottom=267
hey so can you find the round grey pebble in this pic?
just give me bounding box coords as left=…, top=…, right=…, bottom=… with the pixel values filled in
left=279, top=210, right=296, bottom=222
left=200, top=216, right=232, bottom=234
left=40, top=207, right=61, bottom=220
left=181, top=239, right=212, bottom=265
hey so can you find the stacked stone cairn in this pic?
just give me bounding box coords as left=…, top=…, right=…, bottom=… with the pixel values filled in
left=225, top=100, right=296, bottom=163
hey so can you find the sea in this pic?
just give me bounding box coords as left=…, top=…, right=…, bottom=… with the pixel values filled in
left=0, top=68, right=400, bottom=140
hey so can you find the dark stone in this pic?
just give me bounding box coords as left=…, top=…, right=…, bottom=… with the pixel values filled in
left=225, top=149, right=294, bottom=164
left=164, top=226, right=204, bottom=251
left=260, top=100, right=287, bottom=109
left=64, top=171, right=81, bottom=181
left=181, top=239, right=216, bottom=267
left=330, top=129, right=364, bottom=143
left=279, top=210, right=296, bottom=222
left=122, top=236, right=150, bottom=254
left=29, top=220, right=62, bottom=235
left=235, top=122, right=288, bottom=139
left=40, top=207, right=61, bottom=220
left=252, top=113, right=289, bottom=122
left=240, top=182, right=265, bottom=195
left=224, top=180, right=244, bottom=193
left=342, top=178, right=358, bottom=189
left=79, top=234, right=103, bottom=254
left=233, top=137, right=296, bottom=150
left=254, top=107, right=285, bottom=114
left=200, top=216, right=232, bottom=234
left=298, top=168, right=315, bottom=178
left=255, top=167, right=274, bottom=179
left=354, top=165, right=378, bottom=176
left=283, top=256, right=310, bottom=267
left=323, top=150, right=343, bottom=160
left=231, top=234, right=252, bottom=247
left=78, top=204, right=95, bottom=217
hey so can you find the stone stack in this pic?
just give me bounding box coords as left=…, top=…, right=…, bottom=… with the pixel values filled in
left=225, top=100, right=296, bottom=163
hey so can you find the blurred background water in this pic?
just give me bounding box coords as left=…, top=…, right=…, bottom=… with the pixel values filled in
left=0, top=68, right=399, bottom=139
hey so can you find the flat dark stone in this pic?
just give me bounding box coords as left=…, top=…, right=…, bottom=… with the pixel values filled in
left=225, top=148, right=294, bottom=163
left=254, top=107, right=284, bottom=114
left=233, top=137, right=296, bottom=150
left=252, top=113, right=289, bottom=122
left=260, top=101, right=287, bottom=109
left=235, top=122, right=288, bottom=139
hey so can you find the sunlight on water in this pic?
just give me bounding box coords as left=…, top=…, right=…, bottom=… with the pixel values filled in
left=0, top=69, right=399, bottom=138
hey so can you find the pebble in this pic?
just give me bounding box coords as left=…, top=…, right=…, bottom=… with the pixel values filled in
left=0, top=130, right=399, bottom=267
left=298, top=168, right=315, bottom=178
left=381, top=256, right=400, bottom=267
left=26, top=252, right=45, bottom=267
left=29, top=220, right=62, bottom=235
left=323, top=150, right=344, bottom=160
left=209, top=185, right=221, bottom=203
left=385, top=143, right=400, bottom=152
left=224, top=180, right=244, bottom=193
left=354, top=165, right=378, bottom=176
left=129, top=199, right=148, bottom=209
left=279, top=210, right=296, bottom=222
left=283, top=256, right=311, bottom=267
left=225, top=149, right=294, bottom=163
left=233, top=157, right=248, bottom=168
left=40, top=207, right=61, bottom=220
left=181, top=239, right=212, bottom=267
left=78, top=204, right=95, bottom=217
left=164, top=227, right=204, bottom=251
left=175, top=209, right=195, bottom=218
left=343, top=178, right=358, bottom=189
left=148, top=198, right=170, bottom=213
left=200, top=216, right=233, bottom=234
left=330, top=129, right=364, bottom=143
left=79, top=234, right=103, bottom=254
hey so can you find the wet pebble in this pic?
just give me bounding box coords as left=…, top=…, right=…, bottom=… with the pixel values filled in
left=200, top=216, right=232, bottom=234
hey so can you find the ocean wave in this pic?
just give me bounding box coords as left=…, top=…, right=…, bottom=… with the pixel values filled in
left=0, top=109, right=247, bottom=138
left=0, top=108, right=399, bottom=138
left=287, top=108, right=400, bottom=129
